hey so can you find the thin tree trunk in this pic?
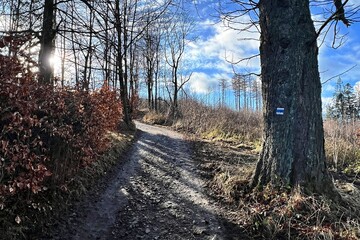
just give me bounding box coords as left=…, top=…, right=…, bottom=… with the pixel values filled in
left=38, top=0, right=55, bottom=85
left=115, top=0, right=131, bottom=125
left=60, top=23, right=65, bottom=88
left=82, top=8, right=93, bottom=91
left=154, top=42, right=160, bottom=112
left=70, top=5, right=79, bottom=87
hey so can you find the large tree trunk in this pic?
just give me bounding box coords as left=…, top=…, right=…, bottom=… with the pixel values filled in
left=251, top=0, right=336, bottom=196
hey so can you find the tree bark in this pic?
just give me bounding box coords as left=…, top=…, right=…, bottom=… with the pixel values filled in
left=38, top=0, right=55, bottom=85
left=251, top=0, right=336, bottom=196
left=115, top=0, right=131, bottom=126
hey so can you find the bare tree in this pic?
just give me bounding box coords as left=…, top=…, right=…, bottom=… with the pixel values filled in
left=219, top=78, right=228, bottom=107
left=251, top=78, right=261, bottom=112
left=164, top=11, right=194, bottom=119
left=240, top=75, right=248, bottom=110
left=142, top=15, right=161, bottom=110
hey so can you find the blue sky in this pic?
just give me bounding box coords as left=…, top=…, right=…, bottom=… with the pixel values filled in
left=182, top=0, right=360, bottom=109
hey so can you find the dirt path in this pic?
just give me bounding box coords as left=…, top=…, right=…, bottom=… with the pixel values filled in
left=44, top=121, right=224, bottom=240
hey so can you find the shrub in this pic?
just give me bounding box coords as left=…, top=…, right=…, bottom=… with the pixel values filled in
left=0, top=43, right=123, bottom=238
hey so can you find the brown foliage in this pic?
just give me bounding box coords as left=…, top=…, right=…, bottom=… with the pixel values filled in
left=0, top=45, right=123, bottom=237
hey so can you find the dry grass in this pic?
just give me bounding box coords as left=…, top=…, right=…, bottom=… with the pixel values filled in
left=140, top=98, right=262, bottom=145
left=142, top=111, right=167, bottom=125
left=239, top=187, right=360, bottom=239
left=172, top=99, right=360, bottom=176
left=324, top=120, right=360, bottom=174
left=195, top=140, right=360, bottom=240
left=211, top=167, right=254, bottom=202
left=142, top=99, right=360, bottom=239
left=175, top=99, right=262, bottom=144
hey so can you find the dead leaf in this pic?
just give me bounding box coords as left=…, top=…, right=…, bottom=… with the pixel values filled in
left=15, top=216, right=21, bottom=224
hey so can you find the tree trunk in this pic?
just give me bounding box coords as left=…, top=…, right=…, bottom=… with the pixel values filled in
left=171, top=65, right=179, bottom=119
left=154, top=55, right=160, bottom=112
left=115, top=0, right=131, bottom=126
left=70, top=4, right=79, bottom=87
left=38, top=0, right=55, bottom=85
left=60, top=21, right=66, bottom=88
left=251, top=0, right=336, bottom=196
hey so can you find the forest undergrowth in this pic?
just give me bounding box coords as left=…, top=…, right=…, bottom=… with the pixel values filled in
left=0, top=42, right=135, bottom=239
left=143, top=99, right=360, bottom=239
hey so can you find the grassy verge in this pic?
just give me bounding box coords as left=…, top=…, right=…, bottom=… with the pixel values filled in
left=324, top=120, right=360, bottom=175
left=194, top=140, right=360, bottom=239
left=142, top=99, right=262, bottom=149
left=142, top=111, right=167, bottom=125
left=142, top=99, right=360, bottom=238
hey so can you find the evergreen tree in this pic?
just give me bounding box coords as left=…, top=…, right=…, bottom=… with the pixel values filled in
left=327, top=79, right=359, bottom=121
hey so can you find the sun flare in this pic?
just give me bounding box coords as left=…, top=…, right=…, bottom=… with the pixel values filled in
left=48, top=53, right=62, bottom=75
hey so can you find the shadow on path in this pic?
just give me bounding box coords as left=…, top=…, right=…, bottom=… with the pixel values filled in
left=41, top=121, right=247, bottom=240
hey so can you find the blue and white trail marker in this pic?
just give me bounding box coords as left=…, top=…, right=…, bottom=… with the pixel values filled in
left=276, top=108, right=285, bottom=115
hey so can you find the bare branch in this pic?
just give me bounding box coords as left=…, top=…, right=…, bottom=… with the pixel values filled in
left=316, top=0, right=350, bottom=38
left=321, top=64, right=357, bottom=85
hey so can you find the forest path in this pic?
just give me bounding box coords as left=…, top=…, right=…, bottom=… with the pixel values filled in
left=45, top=121, right=224, bottom=240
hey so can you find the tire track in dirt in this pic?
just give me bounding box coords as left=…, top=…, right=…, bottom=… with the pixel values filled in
left=44, top=121, right=224, bottom=240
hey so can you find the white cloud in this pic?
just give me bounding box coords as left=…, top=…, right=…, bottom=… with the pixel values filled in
left=188, top=72, right=218, bottom=94
left=185, top=4, right=360, bottom=102
left=182, top=15, right=262, bottom=95
left=185, top=16, right=260, bottom=74
left=323, top=83, right=335, bottom=93
left=322, top=97, right=333, bottom=105
left=322, top=96, right=334, bottom=114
